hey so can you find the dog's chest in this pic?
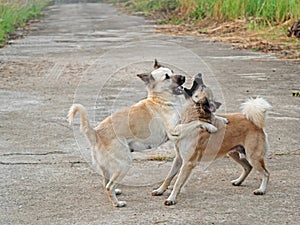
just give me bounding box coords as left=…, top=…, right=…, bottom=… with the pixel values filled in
left=181, top=106, right=211, bottom=124
left=181, top=107, right=200, bottom=123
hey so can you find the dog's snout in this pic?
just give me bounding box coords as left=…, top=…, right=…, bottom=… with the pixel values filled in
left=174, top=75, right=185, bottom=85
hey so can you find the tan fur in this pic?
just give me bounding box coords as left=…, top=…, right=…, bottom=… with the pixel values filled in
left=152, top=92, right=272, bottom=206
left=190, top=113, right=266, bottom=160
left=68, top=64, right=196, bottom=207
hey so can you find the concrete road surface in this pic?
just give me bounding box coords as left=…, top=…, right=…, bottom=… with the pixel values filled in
left=0, top=1, right=299, bottom=224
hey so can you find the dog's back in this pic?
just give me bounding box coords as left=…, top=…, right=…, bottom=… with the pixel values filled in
left=194, top=97, right=272, bottom=160
left=194, top=113, right=261, bottom=160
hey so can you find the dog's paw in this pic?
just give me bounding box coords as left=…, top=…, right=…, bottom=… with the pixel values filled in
left=216, top=116, right=228, bottom=124
left=231, top=179, right=242, bottom=186
left=115, top=189, right=122, bottom=195
left=164, top=199, right=176, bottom=206
left=115, top=201, right=127, bottom=207
left=222, top=117, right=229, bottom=124
left=151, top=190, right=164, bottom=196
left=253, top=189, right=265, bottom=195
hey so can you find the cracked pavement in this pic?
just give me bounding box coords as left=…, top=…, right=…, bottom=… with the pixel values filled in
left=0, top=1, right=299, bottom=224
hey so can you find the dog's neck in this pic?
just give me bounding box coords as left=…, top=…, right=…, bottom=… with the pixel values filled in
left=147, top=93, right=184, bottom=128
left=148, top=94, right=181, bottom=108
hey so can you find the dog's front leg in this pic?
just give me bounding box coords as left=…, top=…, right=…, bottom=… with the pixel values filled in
left=215, top=115, right=229, bottom=124
left=152, top=146, right=183, bottom=196
left=166, top=121, right=202, bottom=141
left=200, top=122, right=218, bottom=133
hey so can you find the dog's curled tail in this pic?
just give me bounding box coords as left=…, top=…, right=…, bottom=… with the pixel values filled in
left=68, top=104, right=97, bottom=145
left=241, top=97, right=272, bottom=129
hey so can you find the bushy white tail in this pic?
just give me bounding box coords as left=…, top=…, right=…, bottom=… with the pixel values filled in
left=241, top=97, right=272, bottom=129
left=68, top=104, right=97, bottom=145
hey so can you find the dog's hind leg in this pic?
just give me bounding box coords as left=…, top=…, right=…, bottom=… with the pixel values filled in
left=106, top=186, right=126, bottom=207
left=105, top=164, right=130, bottom=207
left=252, top=158, right=269, bottom=195
left=164, top=160, right=197, bottom=206
left=152, top=146, right=183, bottom=196
left=104, top=142, right=131, bottom=207
left=101, top=169, right=122, bottom=196
left=227, top=146, right=252, bottom=186
left=101, top=169, right=110, bottom=188
left=105, top=171, right=127, bottom=207
left=246, top=134, right=270, bottom=195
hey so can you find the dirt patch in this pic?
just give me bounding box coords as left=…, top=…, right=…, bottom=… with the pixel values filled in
left=155, top=20, right=300, bottom=60
left=114, top=2, right=300, bottom=60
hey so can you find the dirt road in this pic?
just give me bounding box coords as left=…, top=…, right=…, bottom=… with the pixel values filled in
left=0, top=1, right=299, bottom=224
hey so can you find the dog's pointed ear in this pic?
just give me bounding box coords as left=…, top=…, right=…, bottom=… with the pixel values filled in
left=194, top=73, right=204, bottom=86
left=184, top=75, right=203, bottom=97
left=137, top=73, right=155, bottom=84
left=184, top=87, right=193, bottom=97
left=215, top=101, right=222, bottom=109
left=154, top=59, right=162, bottom=69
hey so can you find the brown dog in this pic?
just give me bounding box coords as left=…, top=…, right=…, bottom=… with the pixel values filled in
left=152, top=79, right=272, bottom=205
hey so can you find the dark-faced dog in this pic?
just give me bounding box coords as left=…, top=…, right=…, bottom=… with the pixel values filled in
left=152, top=74, right=272, bottom=205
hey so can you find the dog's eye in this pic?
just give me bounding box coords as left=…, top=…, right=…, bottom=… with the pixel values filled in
left=165, top=74, right=170, bottom=80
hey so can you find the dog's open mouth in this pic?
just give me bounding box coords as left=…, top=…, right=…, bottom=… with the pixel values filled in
left=173, top=85, right=184, bottom=95
left=172, top=75, right=185, bottom=95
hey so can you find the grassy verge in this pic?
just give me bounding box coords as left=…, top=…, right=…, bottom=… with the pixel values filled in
left=112, top=0, right=300, bottom=59
left=0, top=0, right=51, bottom=47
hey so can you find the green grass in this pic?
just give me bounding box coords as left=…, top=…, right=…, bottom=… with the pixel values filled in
left=114, top=0, right=179, bottom=16
left=116, top=0, right=300, bottom=27
left=131, top=0, right=178, bottom=12
left=0, top=0, right=50, bottom=46
left=182, top=0, right=300, bottom=27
